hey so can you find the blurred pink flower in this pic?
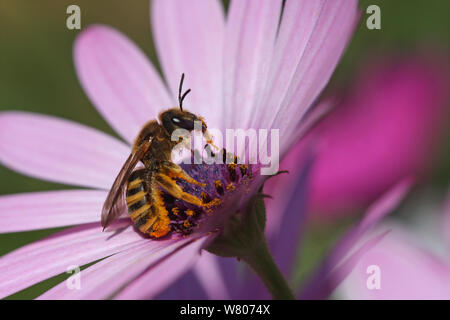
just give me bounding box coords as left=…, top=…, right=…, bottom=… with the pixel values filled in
left=266, top=54, right=450, bottom=223
left=0, top=0, right=359, bottom=299
left=336, top=191, right=450, bottom=299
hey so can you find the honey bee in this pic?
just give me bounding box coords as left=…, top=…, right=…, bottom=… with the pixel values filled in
left=101, top=74, right=220, bottom=238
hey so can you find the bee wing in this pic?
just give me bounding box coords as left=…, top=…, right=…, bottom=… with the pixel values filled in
left=101, top=140, right=151, bottom=229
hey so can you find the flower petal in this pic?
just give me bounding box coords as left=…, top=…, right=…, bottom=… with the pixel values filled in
left=0, top=220, right=145, bottom=299
left=213, top=256, right=248, bottom=299
left=151, top=0, right=225, bottom=130
left=223, top=0, right=282, bottom=130
left=0, top=190, right=107, bottom=233
left=265, top=145, right=310, bottom=237
left=325, top=178, right=411, bottom=265
left=251, top=0, right=324, bottom=130
left=264, top=99, right=332, bottom=235
left=192, top=251, right=230, bottom=299
left=299, top=179, right=411, bottom=299
left=265, top=0, right=359, bottom=154
left=337, top=227, right=450, bottom=299
left=266, top=150, right=315, bottom=276
left=303, top=230, right=390, bottom=299
left=115, top=236, right=209, bottom=300
left=155, top=270, right=208, bottom=299
left=74, top=25, right=173, bottom=143
left=155, top=254, right=232, bottom=300
left=0, top=112, right=129, bottom=189
left=443, top=190, right=450, bottom=252
left=38, top=236, right=207, bottom=299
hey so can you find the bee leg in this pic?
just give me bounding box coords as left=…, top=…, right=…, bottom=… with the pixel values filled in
left=161, top=161, right=206, bottom=187
left=147, top=189, right=172, bottom=238
left=155, top=173, right=220, bottom=207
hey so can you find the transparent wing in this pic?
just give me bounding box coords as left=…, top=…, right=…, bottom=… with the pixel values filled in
left=101, top=141, right=151, bottom=229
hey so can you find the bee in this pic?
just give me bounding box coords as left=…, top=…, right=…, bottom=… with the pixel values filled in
left=101, top=74, right=220, bottom=238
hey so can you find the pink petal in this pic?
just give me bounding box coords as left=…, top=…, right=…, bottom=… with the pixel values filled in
left=443, top=190, right=450, bottom=253
left=251, top=0, right=324, bottom=131
left=301, top=230, right=390, bottom=299
left=155, top=270, right=209, bottom=300
left=266, top=0, right=359, bottom=155
left=223, top=0, right=282, bottom=130
left=0, top=220, right=146, bottom=299
left=264, top=144, right=312, bottom=237
left=192, top=251, right=230, bottom=299
left=0, top=112, right=129, bottom=189
left=38, top=240, right=174, bottom=299
left=264, top=99, right=332, bottom=235
left=0, top=190, right=107, bottom=233
left=151, top=0, right=225, bottom=130
left=338, top=226, right=450, bottom=299
left=266, top=150, right=315, bottom=276
left=74, top=25, right=173, bottom=143
left=115, top=236, right=209, bottom=300
left=327, top=179, right=412, bottom=266
left=299, top=180, right=411, bottom=299
left=38, top=236, right=207, bottom=299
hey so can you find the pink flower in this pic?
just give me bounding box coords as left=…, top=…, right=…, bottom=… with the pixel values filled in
left=0, top=0, right=359, bottom=299
left=336, top=191, right=450, bottom=299
left=265, top=54, right=450, bottom=224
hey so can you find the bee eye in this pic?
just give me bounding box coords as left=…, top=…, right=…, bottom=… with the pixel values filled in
left=169, top=116, right=195, bottom=131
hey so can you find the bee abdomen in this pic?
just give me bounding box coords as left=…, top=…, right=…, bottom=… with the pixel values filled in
left=126, top=170, right=151, bottom=222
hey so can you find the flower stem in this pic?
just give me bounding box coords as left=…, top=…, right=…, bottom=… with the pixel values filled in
left=206, top=192, right=295, bottom=300
left=241, top=239, right=295, bottom=300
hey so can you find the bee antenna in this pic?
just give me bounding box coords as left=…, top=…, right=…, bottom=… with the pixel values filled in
left=178, top=73, right=191, bottom=111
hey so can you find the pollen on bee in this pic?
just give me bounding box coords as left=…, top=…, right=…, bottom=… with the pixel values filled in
left=185, top=209, right=195, bottom=216
left=147, top=215, right=171, bottom=238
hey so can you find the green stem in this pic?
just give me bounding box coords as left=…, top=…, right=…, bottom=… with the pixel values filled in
left=241, top=240, right=295, bottom=300
left=206, top=190, right=295, bottom=300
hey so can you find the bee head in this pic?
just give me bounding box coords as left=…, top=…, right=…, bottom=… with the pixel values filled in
left=158, top=73, right=207, bottom=137
left=159, top=108, right=207, bottom=136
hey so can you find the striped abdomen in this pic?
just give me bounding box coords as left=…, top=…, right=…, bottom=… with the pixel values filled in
left=126, top=169, right=171, bottom=238
left=126, top=170, right=151, bottom=227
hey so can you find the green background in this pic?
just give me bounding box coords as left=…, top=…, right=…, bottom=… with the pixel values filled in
left=0, top=0, right=449, bottom=299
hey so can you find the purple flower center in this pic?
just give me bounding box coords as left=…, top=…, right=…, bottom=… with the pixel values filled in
left=163, top=161, right=254, bottom=236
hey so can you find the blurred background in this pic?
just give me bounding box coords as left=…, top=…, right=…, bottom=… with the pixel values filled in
left=0, top=0, right=449, bottom=298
